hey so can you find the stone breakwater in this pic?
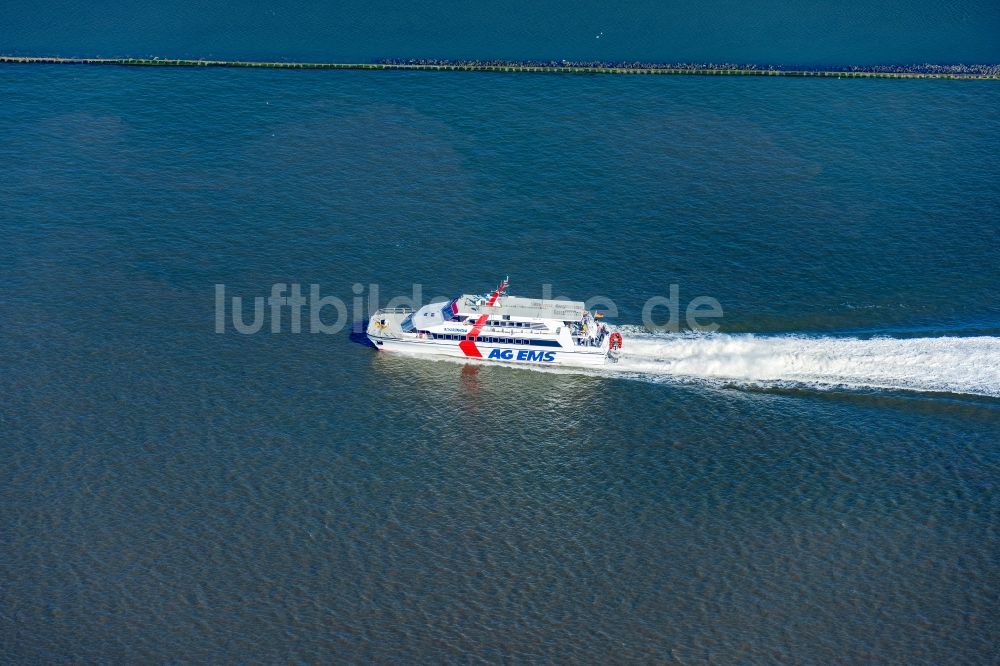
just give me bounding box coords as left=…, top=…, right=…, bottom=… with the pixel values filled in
left=2, top=56, right=998, bottom=79
left=381, top=58, right=1000, bottom=77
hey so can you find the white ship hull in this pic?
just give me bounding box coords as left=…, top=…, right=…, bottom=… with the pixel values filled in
left=371, top=336, right=610, bottom=367
left=366, top=279, right=622, bottom=369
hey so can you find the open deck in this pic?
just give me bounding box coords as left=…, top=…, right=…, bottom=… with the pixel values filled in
left=457, top=294, right=586, bottom=321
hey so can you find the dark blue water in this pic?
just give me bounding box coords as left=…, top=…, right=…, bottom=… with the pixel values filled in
left=2, top=55, right=999, bottom=665
left=5, top=0, right=1000, bottom=65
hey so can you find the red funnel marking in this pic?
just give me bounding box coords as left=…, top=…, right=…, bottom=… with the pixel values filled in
left=459, top=279, right=508, bottom=357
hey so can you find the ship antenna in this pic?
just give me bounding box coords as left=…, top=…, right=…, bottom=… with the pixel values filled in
left=486, top=277, right=508, bottom=307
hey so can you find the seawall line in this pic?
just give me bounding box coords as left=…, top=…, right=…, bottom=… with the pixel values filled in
left=2, top=56, right=998, bottom=79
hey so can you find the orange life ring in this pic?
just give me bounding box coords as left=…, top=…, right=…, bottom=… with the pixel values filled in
left=609, top=332, right=623, bottom=350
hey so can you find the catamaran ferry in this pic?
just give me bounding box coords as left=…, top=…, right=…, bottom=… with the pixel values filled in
left=366, top=278, right=622, bottom=367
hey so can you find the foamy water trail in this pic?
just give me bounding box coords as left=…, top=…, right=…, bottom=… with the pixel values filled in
left=611, top=328, right=1000, bottom=397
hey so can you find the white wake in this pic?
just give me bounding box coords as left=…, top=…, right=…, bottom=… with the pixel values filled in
left=609, top=328, right=1000, bottom=397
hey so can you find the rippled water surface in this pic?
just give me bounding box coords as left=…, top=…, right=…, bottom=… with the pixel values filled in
left=1, top=65, right=999, bottom=663
left=5, top=0, right=1000, bottom=64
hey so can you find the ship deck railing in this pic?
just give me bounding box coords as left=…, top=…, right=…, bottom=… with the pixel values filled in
left=372, top=307, right=414, bottom=315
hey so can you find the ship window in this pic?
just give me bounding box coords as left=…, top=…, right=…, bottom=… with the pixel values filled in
left=502, top=314, right=510, bottom=320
